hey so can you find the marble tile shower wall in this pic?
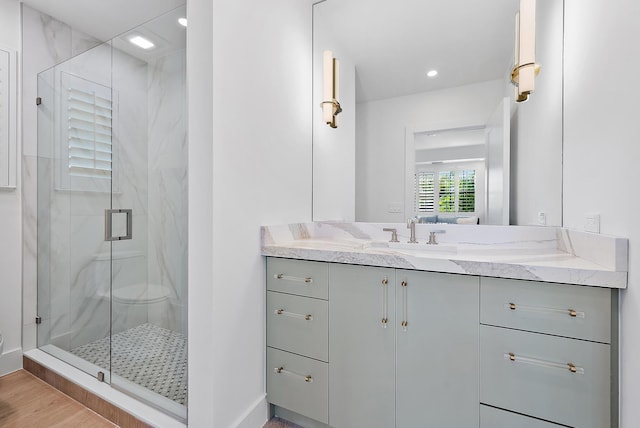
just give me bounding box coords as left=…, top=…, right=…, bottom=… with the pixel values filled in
left=22, top=4, right=104, bottom=352
left=22, top=5, right=188, bottom=351
left=147, top=51, right=187, bottom=335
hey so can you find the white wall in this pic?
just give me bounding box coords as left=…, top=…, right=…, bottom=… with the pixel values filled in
left=187, top=0, right=313, bottom=426
left=563, top=0, right=640, bottom=426
left=0, top=0, right=23, bottom=376
left=356, top=79, right=504, bottom=222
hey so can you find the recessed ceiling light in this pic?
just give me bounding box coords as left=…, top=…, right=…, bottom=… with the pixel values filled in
left=178, top=17, right=187, bottom=27
left=427, top=70, right=438, bottom=78
left=129, top=36, right=155, bottom=50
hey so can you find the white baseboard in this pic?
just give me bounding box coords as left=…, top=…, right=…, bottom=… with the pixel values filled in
left=0, top=347, right=23, bottom=377
left=234, top=394, right=269, bottom=428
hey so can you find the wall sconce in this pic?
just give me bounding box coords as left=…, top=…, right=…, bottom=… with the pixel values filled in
left=511, top=0, right=540, bottom=103
left=321, top=50, right=342, bottom=128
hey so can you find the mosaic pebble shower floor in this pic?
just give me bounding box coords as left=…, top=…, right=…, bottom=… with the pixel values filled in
left=70, top=323, right=187, bottom=405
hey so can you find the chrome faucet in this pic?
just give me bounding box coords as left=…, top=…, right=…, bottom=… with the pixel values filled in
left=407, top=218, right=418, bottom=243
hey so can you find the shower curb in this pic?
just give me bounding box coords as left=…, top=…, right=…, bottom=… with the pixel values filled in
left=23, top=356, right=153, bottom=428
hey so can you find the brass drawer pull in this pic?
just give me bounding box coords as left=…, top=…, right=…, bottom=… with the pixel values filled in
left=507, top=302, right=585, bottom=319
left=505, top=352, right=584, bottom=375
left=275, top=273, right=313, bottom=284
left=401, top=280, right=408, bottom=332
left=274, top=309, right=313, bottom=321
left=274, top=367, right=313, bottom=383
left=381, top=277, right=389, bottom=328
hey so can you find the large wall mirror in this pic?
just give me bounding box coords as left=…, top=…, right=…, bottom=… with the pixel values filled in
left=312, top=0, right=563, bottom=226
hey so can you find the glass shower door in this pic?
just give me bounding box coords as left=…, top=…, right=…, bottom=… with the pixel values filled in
left=36, top=41, right=115, bottom=383
left=36, top=5, right=188, bottom=421
left=107, top=6, right=187, bottom=419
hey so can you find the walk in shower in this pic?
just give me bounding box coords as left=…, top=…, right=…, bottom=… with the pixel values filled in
left=35, top=5, right=187, bottom=420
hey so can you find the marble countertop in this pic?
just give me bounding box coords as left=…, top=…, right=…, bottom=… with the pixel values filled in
left=261, top=222, right=628, bottom=289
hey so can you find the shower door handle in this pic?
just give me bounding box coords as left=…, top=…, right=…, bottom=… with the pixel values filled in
left=105, top=209, right=133, bottom=241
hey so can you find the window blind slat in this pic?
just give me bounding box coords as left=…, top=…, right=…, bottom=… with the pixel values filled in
left=68, top=107, right=112, bottom=123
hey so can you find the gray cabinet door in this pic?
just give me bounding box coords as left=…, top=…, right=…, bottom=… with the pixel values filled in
left=396, top=270, right=480, bottom=428
left=329, top=263, right=395, bottom=428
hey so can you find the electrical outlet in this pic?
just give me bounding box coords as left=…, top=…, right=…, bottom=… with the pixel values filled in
left=388, top=202, right=402, bottom=213
left=537, top=212, right=546, bottom=226
left=584, top=213, right=600, bottom=233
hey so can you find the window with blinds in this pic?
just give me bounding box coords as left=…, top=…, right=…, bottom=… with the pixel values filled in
left=415, top=171, right=435, bottom=212
left=67, top=87, right=112, bottom=179
left=438, top=171, right=456, bottom=212
left=414, top=167, right=477, bottom=214
left=458, top=169, right=476, bottom=212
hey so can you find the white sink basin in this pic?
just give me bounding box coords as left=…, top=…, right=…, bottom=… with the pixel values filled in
left=366, top=241, right=457, bottom=255
left=286, top=239, right=368, bottom=251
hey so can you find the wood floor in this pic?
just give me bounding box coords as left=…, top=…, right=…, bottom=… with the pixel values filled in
left=0, top=369, right=117, bottom=428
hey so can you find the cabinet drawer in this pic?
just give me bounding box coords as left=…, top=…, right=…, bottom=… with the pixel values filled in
left=480, top=325, right=611, bottom=428
left=480, top=277, right=611, bottom=343
left=267, top=347, right=329, bottom=424
left=267, top=258, right=328, bottom=299
left=267, top=291, right=328, bottom=361
left=480, top=405, right=564, bottom=427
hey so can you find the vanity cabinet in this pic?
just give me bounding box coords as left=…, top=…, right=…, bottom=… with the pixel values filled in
left=266, top=258, right=330, bottom=424
left=265, top=257, right=618, bottom=428
left=328, top=264, right=479, bottom=428
left=479, top=277, right=616, bottom=428
left=480, top=405, right=565, bottom=427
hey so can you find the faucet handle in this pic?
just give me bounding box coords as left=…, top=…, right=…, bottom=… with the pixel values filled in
left=427, top=230, right=446, bottom=245
left=382, top=228, right=399, bottom=243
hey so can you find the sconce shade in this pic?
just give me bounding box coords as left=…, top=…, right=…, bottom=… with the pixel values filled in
left=511, top=0, right=539, bottom=102
left=321, top=50, right=342, bottom=128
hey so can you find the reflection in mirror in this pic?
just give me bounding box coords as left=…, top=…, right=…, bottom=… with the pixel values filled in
left=312, top=0, right=563, bottom=226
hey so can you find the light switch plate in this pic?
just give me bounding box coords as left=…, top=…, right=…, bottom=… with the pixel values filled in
left=537, top=212, right=546, bottom=226
left=388, top=202, right=402, bottom=213
left=584, top=213, right=600, bottom=233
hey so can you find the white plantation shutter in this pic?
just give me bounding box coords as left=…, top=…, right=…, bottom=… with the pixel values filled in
left=413, top=164, right=480, bottom=216
left=415, top=171, right=435, bottom=212
left=67, top=87, right=112, bottom=179
left=458, top=169, right=476, bottom=212
left=438, top=170, right=455, bottom=212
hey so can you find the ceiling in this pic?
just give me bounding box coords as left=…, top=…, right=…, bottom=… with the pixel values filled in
left=23, top=0, right=520, bottom=102
left=314, top=0, right=520, bottom=102
left=21, top=0, right=185, bottom=42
